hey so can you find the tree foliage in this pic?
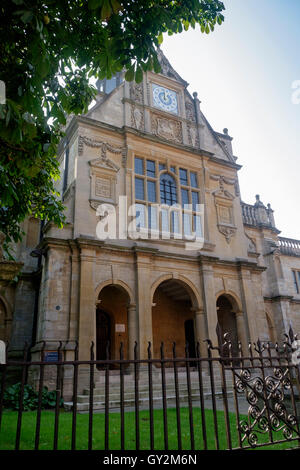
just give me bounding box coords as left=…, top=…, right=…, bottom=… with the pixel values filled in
left=0, top=0, right=225, bottom=255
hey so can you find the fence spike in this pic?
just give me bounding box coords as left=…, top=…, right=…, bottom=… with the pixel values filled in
left=196, top=341, right=200, bottom=358
left=74, top=340, right=79, bottom=360
left=160, top=342, right=165, bottom=358
left=119, top=341, right=124, bottom=360
left=134, top=341, right=138, bottom=359
left=289, top=324, right=294, bottom=344
left=90, top=341, right=95, bottom=360
left=147, top=342, right=152, bottom=359
left=57, top=341, right=63, bottom=360
left=105, top=340, right=110, bottom=360
left=40, top=341, right=46, bottom=360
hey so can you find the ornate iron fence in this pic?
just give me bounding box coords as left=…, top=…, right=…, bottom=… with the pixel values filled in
left=0, top=325, right=299, bottom=451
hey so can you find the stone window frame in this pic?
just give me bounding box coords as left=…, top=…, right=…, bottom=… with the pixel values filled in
left=292, top=269, right=300, bottom=294
left=132, top=155, right=201, bottom=236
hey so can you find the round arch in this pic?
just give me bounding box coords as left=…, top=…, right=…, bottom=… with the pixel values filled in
left=215, top=290, right=243, bottom=314
left=0, top=296, right=12, bottom=342
left=150, top=273, right=201, bottom=310
left=95, top=279, right=134, bottom=306
left=151, top=274, right=202, bottom=361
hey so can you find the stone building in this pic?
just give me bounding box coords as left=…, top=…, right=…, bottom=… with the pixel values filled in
left=1, top=50, right=300, bottom=389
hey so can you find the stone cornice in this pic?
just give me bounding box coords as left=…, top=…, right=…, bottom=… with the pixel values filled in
left=65, top=115, right=242, bottom=171
left=38, top=236, right=267, bottom=271
left=264, top=295, right=294, bottom=302
left=0, top=261, right=23, bottom=282
left=199, top=254, right=266, bottom=272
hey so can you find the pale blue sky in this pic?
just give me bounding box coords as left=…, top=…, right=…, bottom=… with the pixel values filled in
left=162, top=0, right=300, bottom=239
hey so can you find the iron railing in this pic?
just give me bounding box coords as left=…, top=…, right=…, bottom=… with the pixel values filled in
left=0, top=326, right=300, bottom=451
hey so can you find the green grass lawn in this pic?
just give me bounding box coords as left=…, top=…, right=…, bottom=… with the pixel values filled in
left=0, top=408, right=299, bottom=451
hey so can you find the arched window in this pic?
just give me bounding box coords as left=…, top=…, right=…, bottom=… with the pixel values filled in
left=160, top=173, right=177, bottom=206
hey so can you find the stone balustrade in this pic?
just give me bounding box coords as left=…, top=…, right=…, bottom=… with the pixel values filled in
left=278, top=237, right=300, bottom=257
left=241, top=195, right=276, bottom=230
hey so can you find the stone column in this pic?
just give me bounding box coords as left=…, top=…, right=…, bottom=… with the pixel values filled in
left=235, top=310, right=248, bottom=355
left=134, top=247, right=155, bottom=360
left=238, top=265, right=258, bottom=343
left=78, top=245, right=96, bottom=361
left=127, top=303, right=139, bottom=360
left=200, top=259, right=219, bottom=348
left=193, top=308, right=208, bottom=358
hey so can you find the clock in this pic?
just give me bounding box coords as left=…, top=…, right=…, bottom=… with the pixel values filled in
left=152, top=84, right=178, bottom=114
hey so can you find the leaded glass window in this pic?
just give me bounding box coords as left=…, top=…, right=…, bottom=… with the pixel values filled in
left=160, top=173, right=177, bottom=206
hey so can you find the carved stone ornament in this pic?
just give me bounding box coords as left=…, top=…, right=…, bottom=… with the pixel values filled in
left=130, top=82, right=144, bottom=104
left=245, top=233, right=257, bottom=254
left=151, top=113, right=183, bottom=144
left=185, top=98, right=196, bottom=122
left=218, top=225, right=237, bottom=244
left=78, top=135, right=127, bottom=168
left=187, top=124, right=198, bottom=148
left=82, top=138, right=124, bottom=211
left=131, top=105, right=144, bottom=131
left=211, top=175, right=237, bottom=244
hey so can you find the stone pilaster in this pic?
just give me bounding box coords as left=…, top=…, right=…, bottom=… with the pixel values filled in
left=193, top=308, right=208, bottom=358
left=235, top=310, right=248, bottom=354
left=238, top=265, right=257, bottom=343
left=199, top=258, right=218, bottom=347
left=134, top=247, right=156, bottom=360
left=127, top=303, right=139, bottom=360
left=78, top=243, right=96, bottom=360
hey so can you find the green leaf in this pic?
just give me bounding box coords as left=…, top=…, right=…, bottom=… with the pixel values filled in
left=101, top=0, right=112, bottom=19
left=88, top=0, right=103, bottom=9
left=157, top=32, right=163, bottom=45
left=20, top=10, right=33, bottom=24
left=125, top=65, right=135, bottom=82
left=135, top=66, right=143, bottom=84
left=153, top=54, right=161, bottom=74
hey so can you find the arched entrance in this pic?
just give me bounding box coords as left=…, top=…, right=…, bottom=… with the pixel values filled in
left=216, top=295, right=239, bottom=359
left=97, top=284, right=130, bottom=364
left=96, top=310, right=111, bottom=362
left=0, top=298, right=10, bottom=343
left=152, top=279, right=198, bottom=360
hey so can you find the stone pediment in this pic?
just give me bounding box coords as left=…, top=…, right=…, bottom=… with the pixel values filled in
left=89, top=156, right=119, bottom=172
left=210, top=175, right=236, bottom=201
left=157, top=48, right=188, bottom=87
left=78, top=135, right=127, bottom=168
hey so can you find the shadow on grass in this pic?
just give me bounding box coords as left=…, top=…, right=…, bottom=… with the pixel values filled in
left=0, top=407, right=299, bottom=450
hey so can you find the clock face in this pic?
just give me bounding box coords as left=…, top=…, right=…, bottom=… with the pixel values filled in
left=152, top=84, right=178, bottom=114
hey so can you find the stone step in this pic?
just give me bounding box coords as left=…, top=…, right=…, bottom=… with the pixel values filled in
left=82, top=382, right=227, bottom=396
left=64, top=390, right=234, bottom=412
left=81, top=380, right=227, bottom=395
left=91, top=374, right=229, bottom=386
left=77, top=384, right=230, bottom=404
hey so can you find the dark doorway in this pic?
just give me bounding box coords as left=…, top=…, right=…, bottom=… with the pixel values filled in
left=217, top=295, right=239, bottom=363
left=96, top=309, right=111, bottom=366
left=184, top=319, right=196, bottom=359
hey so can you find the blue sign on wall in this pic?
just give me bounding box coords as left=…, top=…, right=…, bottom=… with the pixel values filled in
left=44, top=351, right=59, bottom=363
